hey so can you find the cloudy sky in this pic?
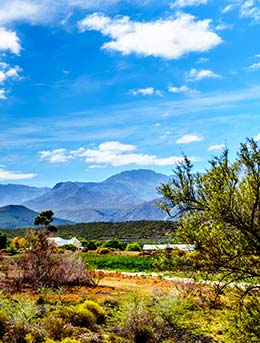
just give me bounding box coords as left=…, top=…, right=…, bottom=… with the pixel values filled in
left=0, top=0, right=260, bottom=186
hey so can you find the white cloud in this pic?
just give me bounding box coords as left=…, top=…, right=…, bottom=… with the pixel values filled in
left=0, top=89, right=6, bottom=100
left=0, top=167, right=36, bottom=180
left=79, top=13, right=222, bottom=60
left=248, top=62, right=260, bottom=70
left=168, top=85, right=189, bottom=93
left=0, top=64, right=22, bottom=84
left=254, top=132, right=260, bottom=141
left=187, top=68, right=221, bottom=81
left=130, top=87, right=161, bottom=96
left=176, top=134, right=204, bottom=144
left=208, top=144, right=225, bottom=151
left=221, top=4, right=234, bottom=14
left=196, top=57, right=209, bottom=64
left=39, top=148, right=70, bottom=163
left=240, top=0, right=260, bottom=22
left=171, top=0, right=207, bottom=8
left=0, top=27, right=21, bottom=55
left=39, top=141, right=199, bottom=167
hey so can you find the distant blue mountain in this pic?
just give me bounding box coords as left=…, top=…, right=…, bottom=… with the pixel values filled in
left=0, top=205, right=73, bottom=229
left=23, top=169, right=171, bottom=222
left=0, top=184, right=50, bottom=207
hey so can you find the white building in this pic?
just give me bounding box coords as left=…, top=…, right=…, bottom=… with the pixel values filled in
left=48, top=237, right=83, bottom=249
left=142, top=244, right=195, bottom=251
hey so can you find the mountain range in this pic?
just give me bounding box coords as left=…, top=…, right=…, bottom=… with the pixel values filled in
left=0, top=169, right=173, bottom=228
left=0, top=205, right=73, bottom=229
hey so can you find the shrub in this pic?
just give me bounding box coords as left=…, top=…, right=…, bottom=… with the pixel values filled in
left=0, top=232, right=7, bottom=250
left=84, top=240, right=102, bottom=251
left=16, top=231, right=96, bottom=290
left=63, top=306, right=96, bottom=329
left=62, top=244, right=77, bottom=252
left=78, top=300, right=105, bottom=324
left=102, top=239, right=125, bottom=251
left=0, top=309, right=9, bottom=339
left=125, top=242, right=141, bottom=252
left=96, top=247, right=114, bottom=255
left=228, top=296, right=260, bottom=343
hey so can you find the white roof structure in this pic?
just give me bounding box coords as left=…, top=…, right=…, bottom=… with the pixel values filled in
left=48, top=237, right=83, bottom=249
left=143, top=244, right=195, bottom=251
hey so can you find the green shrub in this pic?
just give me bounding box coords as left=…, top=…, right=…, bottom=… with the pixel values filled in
left=0, top=309, right=9, bottom=339
left=78, top=300, right=105, bottom=324
left=85, top=240, right=102, bottom=251
left=102, top=239, right=125, bottom=251
left=62, top=244, right=77, bottom=252
left=44, top=317, right=67, bottom=341
left=60, top=306, right=96, bottom=329
left=96, top=247, right=114, bottom=255
left=228, top=297, right=260, bottom=343
left=125, top=242, right=141, bottom=252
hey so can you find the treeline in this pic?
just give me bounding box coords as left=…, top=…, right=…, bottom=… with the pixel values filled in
left=0, top=220, right=177, bottom=243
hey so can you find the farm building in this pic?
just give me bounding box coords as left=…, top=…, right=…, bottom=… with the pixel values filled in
left=142, top=244, right=195, bottom=251
left=48, top=237, right=82, bottom=249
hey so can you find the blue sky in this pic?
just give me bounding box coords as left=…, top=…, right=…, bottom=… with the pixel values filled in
left=0, top=0, right=260, bottom=186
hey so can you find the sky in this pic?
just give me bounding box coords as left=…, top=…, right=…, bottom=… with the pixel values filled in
left=0, top=0, right=260, bottom=187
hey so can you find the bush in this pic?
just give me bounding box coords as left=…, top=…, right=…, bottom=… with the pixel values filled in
left=62, top=306, right=96, bottom=329
left=102, top=239, right=125, bottom=251
left=0, top=310, right=8, bottom=339
left=96, top=247, right=114, bottom=255
left=78, top=300, right=105, bottom=324
left=16, top=231, right=96, bottom=290
left=228, top=296, right=260, bottom=343
left=84, top=240, right=102, bottom=251
left=125, top=242, right=141, bottom=252
left=62, top=244, right=77, bottom=251
left=0, top=232, right=7, bottom=250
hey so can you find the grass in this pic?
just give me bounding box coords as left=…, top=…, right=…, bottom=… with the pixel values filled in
left=82, top=253, right=155, bottom=272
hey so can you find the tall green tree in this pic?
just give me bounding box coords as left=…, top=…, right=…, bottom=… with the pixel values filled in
left=157, top=138, right=260, bottom=284
left=34, top=210, right=55, bottom=232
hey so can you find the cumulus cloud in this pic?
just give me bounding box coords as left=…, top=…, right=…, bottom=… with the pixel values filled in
left=0, top=27, right=21, bottom=55
left=176, top=134, right=204, bottom=144
left=208, top=144, right=225, bottom=151
left=39, top=148, right=70, bottom=163
left=168, top=85, right=189, bottom=93
left=187, top=68, right=221, bottom=81
left=248, top=61, right=260, bottom=70
left=254, top=132, right=260, bottom=141
left=0, top=89, right=7, bottom=100
left=130, top=87, right=161, bottom=96
left=0, top=167, right=36, bottom=180
left=0, top=64, right=22, bottom=84
left=39, top=141, right=199, bottom=167
left=171, top=0, right=207, bottom=8
left=79, top=12, right=222, bottom=60
left=240, top=0, right=260, bottom=22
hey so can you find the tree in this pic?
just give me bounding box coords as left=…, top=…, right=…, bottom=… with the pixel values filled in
left=34, top=210, right=56, bottom=232
left=0, top=232, right=7, bottom=250
left=157, top=138, right=260, bottom=285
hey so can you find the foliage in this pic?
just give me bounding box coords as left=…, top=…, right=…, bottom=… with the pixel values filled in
left=83, top=253, right=154, bottom=272
left=14, top=230, right=95, bottom=291
left=227, top=296, right=260, bottom=343
left=1, top=220, right=177, bottom=243
left=34, top=210, right=55, bottom=232
left=102, top=239, right=126, bottom=251
left=157, top=139, right=260, bottom=286
left=11, top=236, right=27, bottom=250
left=125, top=242, right=142, bottom=252
left=0, top=232, right=7, bottom=250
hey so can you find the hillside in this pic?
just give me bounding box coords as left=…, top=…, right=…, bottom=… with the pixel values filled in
left=0, top=184, right=50, bottom=207
left=0, top=205, right=73, bottom=229
left=1, top=220, right=178, bottom=243
left=23, top=169, right=170, bottom=222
